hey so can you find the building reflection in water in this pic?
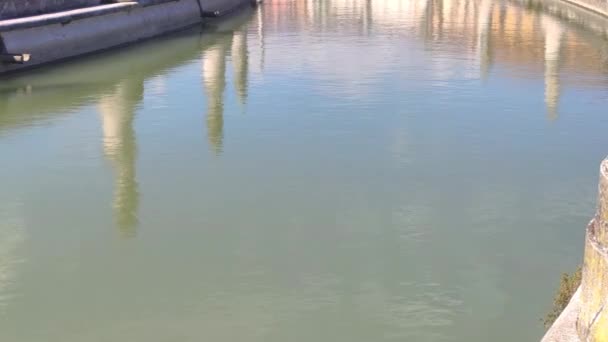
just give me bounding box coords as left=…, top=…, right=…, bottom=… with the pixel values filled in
left=98, top=78, right=142, bottom=237
left=429, top=0, right=568, bottom=117
left=83, top=0, right=602, bottom=232
left=262, top=0, right=608, bottom=121
left=418, top=0, right=568, bottom=118
left=202, top=28, right=249, bottom=154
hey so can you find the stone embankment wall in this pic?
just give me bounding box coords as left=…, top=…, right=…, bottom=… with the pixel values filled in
left=578, top=161, right=608, bottom=341
left=543, top=159, right=608, bottom=341
left=0, top=0, right=102, bottom=19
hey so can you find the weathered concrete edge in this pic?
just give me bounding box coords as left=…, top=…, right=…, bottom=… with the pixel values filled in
left=541, top=287, right=582, bottom=342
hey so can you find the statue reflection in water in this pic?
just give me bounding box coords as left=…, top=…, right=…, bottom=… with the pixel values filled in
left=98, top=77, right=142, bottom=237
left=202, top=26, right=249, bottom=155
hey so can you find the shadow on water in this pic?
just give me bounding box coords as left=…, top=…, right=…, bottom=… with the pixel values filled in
left=0, top=6, right=256, bottom=237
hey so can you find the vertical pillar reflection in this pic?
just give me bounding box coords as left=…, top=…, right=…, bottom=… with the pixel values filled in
left=542, top=15, right=564, bottom=121
left=477, top=0, right=494, bottom=80
left=420, top=0, right=433, bottom=40
left=99, top=78, right=142, bottom=237
left=202, top=24, right=251, bottom=155
left=202, top=37, right=231, bottom=155
left=232, top=29, right=249, bottom=106
left=363, top=0, right=372, bottom=35
left=257, top=5, right=266, bottom=72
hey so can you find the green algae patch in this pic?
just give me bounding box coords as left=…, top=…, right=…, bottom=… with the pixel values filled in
left=545, top=266, right=582, bottom=329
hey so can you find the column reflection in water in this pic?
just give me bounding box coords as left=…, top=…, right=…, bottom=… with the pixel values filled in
left=98, top=78, right=142, bottom=237
left=232, top=29, right=249, bottom=106
left=542, top=14, right=564, bottom=121
left=202, top=27, right=249, bottom=154
left=362, top=0, right=372, bottom=35
left=477, top=0, right=494, bottom=80
left=203, top=38, right=230, bottom=155
left=256, top=5, right=265, bottom=72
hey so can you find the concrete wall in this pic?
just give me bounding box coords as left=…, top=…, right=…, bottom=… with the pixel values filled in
left=0, top=0, right=102, bottom=19
left=543, top=159, right=608, bottom=342
left=577, top=161, right=608, bottom=341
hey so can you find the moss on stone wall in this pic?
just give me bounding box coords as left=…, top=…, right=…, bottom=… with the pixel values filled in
left=545, top=266, right=582, bottom=328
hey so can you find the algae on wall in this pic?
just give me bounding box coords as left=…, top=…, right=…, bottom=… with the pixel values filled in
left=545, top=267, right=582, bottom=328
left=543, top=160, right=608, bottom=341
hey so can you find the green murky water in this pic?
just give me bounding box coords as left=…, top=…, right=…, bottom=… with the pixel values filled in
left=1, top=0, right=608, bottom=340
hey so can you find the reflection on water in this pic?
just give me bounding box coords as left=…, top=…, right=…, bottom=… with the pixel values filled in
left=0, top=1, right=607, bottom=342
left=542, top=14, right=564, bottom=120
left=203, top=26, right=250, bottom=154
left=203, top=38, right=230, bottom=154
left=233, top=30, right=250, bottom=105
left=477, top=0, right=494, bottom=80
left=259, top=0, right=608, bottom=117
left=0, top=8, right=254, bottom=237
left=1, top=0, right=606, bottom=130
left=99, top=79, right=142, bottom=237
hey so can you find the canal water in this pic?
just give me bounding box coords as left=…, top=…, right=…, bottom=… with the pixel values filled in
left=1, top=0, right=608, bottom=340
